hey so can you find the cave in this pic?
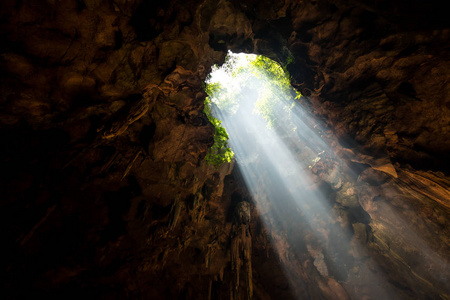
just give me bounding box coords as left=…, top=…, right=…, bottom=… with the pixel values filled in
left=0, top=0, right=449, bottom=299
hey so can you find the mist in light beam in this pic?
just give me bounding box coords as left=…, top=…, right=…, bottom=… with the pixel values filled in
left=205, top=51, right=449, bottom=299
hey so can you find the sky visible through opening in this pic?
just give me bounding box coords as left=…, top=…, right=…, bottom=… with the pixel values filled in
left=204, top=51, right=412, bottom=299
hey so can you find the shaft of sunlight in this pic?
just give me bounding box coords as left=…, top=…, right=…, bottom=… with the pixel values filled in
left=206, top=51, right=400, bottom=299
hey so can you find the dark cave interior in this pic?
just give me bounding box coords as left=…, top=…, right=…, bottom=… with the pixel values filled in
left=0, top=0, right=449, bottom=299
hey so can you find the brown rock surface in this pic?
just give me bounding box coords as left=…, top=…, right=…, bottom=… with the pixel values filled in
left=0, top=0, right=449, bottom=299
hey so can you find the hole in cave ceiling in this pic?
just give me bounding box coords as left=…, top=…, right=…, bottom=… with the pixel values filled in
left=199, top=52, right=436, bottom=298
left=203, top=51, right=326, bottom=169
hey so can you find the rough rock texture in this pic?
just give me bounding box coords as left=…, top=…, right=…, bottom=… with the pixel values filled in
left=0, top=0, right=449, bottom=299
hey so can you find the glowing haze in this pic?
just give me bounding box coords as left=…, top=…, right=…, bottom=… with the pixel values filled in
left=205, top=51, right=447, bottom=299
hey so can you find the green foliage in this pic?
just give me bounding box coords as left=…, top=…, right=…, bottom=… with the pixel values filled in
left=205, top=77, right=239, bottom=114
left=203, top=97, right=234, bottom=168
left=282, top=53, right=294, bottom=76
left=246, top=55, right=300, bottom=128
left=250, top=55, right=291, bottom=93
left=203, top=51, right=302, bottom=167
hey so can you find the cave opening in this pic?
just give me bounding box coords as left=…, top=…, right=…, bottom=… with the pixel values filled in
left=203, top=51, right=325, bottom=167
left=203, top=52, right=400, bottom=298
left=202, top=51, right=450, bottom=299
left=203, top=50, right=330, bottom=202
left=1, top=0, right=450, bottom=298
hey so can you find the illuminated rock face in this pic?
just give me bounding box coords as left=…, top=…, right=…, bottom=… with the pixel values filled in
left=0, top=0, right=449, bottom=299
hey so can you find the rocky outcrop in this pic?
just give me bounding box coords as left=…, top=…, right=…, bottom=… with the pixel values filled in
left=0, top=0, right=449, bottom=299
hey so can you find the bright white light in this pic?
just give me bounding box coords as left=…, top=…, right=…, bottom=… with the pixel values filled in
left=208, top=51, right=257, bottom=86
left=206, top=52, right=447, bottom=299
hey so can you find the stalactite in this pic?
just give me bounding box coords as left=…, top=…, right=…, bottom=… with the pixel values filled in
left=230, top=201, right=253, bottom=299
left=169, top=196, right=182, bottom=230
left=121, top=150, right=142, bottom=180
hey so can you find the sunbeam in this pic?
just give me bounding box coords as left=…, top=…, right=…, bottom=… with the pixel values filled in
left=205, top=51, right=412, bottom=299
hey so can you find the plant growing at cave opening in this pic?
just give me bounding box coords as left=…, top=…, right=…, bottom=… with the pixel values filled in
left=203, top=95, right=234, bottom=168
left=203, top=51, right=301, bottom=168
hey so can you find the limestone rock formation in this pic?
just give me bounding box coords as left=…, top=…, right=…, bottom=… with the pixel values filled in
left=0, top=0, right=448, bottom=299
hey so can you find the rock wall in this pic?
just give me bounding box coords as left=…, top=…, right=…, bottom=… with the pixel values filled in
left=0, top=0, right=448, bottom=299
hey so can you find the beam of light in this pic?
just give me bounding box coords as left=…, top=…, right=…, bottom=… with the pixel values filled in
left=206, top=51, right=397, bottom=298
left=206, top=52, right=449, bottom=299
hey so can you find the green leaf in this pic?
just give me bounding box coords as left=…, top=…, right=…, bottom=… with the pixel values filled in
left=202, top=51, right=302, bottom=167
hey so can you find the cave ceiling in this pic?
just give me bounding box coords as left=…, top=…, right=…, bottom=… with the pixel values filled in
left=0, top=0, right=449, bottom=299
